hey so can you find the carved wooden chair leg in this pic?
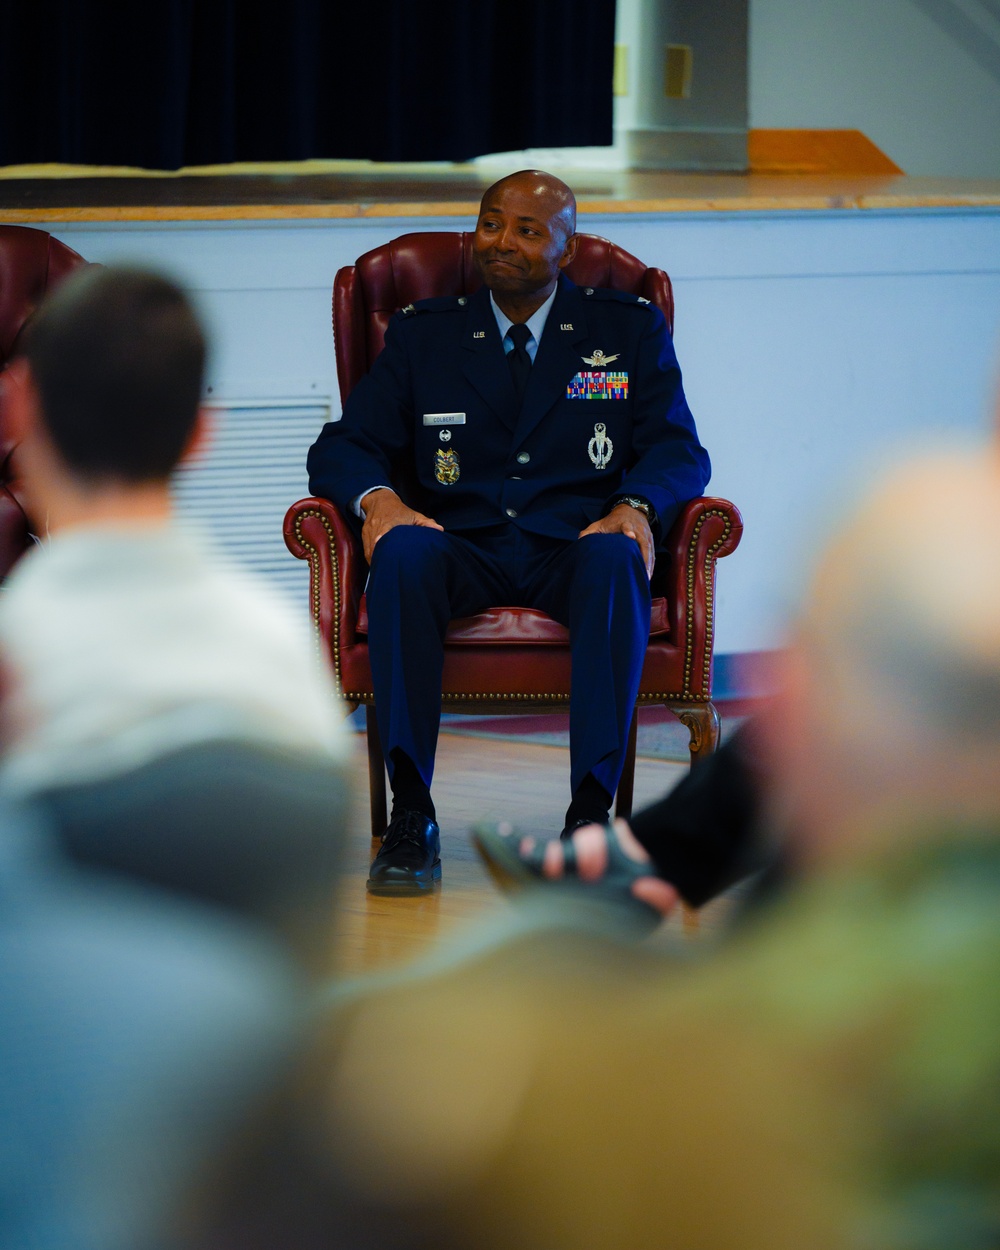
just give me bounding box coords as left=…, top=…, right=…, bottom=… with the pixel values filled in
left=614, top=711, right=639, bottom=821
left=365, top=703, right=388, bottom=839
left=666, top=701, right=722, bottom=936
left=669, top=701, right=721, bottom=766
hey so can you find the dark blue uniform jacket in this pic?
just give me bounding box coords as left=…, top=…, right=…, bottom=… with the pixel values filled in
left=308, top=273, right=711, bottom=544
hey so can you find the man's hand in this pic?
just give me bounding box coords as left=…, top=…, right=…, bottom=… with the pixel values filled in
left=360, top=489, right=443, bottom=563
left=579, top=503, right=655, bottom=580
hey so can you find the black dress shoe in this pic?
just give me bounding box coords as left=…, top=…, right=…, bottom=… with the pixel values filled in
left=367, top=810, right=441, bottom=895
left=560, top=815, right=609, bottom=841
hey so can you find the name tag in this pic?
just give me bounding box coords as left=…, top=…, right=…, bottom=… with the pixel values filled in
left=567, top=372, right=629, bottom=400
left=423, top=412, right=466, bottom=426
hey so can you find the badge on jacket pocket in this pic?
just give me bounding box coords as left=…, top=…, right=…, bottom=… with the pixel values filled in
left=588, top=423, right=613, bottom=469
left=434, top=447, right=460, bottom=484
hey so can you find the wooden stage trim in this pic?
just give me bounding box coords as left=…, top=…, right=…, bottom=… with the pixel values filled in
left=0, top=204, right=360, bottom=224
left=1, top=165, right=999, bottom=224
left=748, top=129, right=903, bottom=176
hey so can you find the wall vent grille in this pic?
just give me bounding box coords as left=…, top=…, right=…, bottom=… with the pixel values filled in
left=172, top=401, right=329, bottom=605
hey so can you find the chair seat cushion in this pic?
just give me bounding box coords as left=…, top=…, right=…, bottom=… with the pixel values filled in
left=355, top=596, right=670, bottom=644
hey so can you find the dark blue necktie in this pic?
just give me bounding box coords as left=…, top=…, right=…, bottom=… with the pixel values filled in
left=506, top=323, right=532, bottom=404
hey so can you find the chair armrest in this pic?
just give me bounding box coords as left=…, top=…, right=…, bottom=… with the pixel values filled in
left=283, top=496, right=365, bottom=656
left=658, top=497, right=743, bottom=697
left=0, top=367, right=34, bottom=579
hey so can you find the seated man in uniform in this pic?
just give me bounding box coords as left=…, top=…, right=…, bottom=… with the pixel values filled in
left=308, top=169, right=710, bottom=895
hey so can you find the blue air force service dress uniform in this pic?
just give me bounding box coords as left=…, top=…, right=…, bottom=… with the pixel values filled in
left=308, top=273, right=711, bottom=799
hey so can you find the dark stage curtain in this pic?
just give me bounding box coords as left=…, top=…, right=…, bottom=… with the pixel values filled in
left=0, top=0, right=616, bottom=169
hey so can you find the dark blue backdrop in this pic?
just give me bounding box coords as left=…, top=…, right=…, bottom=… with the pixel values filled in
left=0, top=0, right=616, bottom=168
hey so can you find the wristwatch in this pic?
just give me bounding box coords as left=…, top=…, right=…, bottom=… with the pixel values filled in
left=611, top=494, right=656, bottom=527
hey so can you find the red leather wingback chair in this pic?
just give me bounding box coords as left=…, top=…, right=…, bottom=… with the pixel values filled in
left=284, top=232, right=742, bottom=835
left=0, top=225, right=89, bottom=576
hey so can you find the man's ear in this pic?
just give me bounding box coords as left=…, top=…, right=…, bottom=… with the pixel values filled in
left=558, top=232, right=579, bottom=271
left=179, top=405, right=214, bottom=466
left=0, top=359, right=40, bottom=446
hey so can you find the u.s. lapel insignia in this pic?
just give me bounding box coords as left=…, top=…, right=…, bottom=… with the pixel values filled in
left=560, top=322, right=574, bottom=330
left=582, top=349, right=620, bottom=368
left=588, top=422, right=613, bottom=470
left=473, top=330, right=485, bottom=339
left=434, top=447, right=460, bottom=484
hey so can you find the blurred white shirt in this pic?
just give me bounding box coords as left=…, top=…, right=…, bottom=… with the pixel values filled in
left=0, top=523, right=352, bottom=795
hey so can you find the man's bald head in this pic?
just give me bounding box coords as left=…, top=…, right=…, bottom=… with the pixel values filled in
left=480, top=170, right=577, bottom=243
left=473, top=170, right=579, bottom=316
left=771, top=450, right=1000, bottom=863
left=807, top=453, right=1000, bottom=739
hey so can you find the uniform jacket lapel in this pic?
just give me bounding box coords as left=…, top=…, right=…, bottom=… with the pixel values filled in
left=461, top=285, right=519, bottom=432
left=512, top=276, right=588, bottom=446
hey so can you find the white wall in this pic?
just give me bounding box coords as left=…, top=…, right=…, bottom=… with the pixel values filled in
left=750, top=0, right=1000, bottom=176
left=615, top=0, right=748, bottom=133
left=48, top=209, right=1000, bottom=665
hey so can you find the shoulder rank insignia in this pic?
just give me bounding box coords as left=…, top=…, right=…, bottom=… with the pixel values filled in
left=434, top=447, right=460, bottom=484
left=581, top=349, right=620, bottom=368
left=401, top=304, right=415, bottom=315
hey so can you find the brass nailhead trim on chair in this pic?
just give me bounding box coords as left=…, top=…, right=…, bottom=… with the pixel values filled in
left=345, top=690, right=702, bottom=705
left=347, top=691, right=576, bottom=704
left=637, top=692, right=699, bottom=704
left=682, top=509, right=732, bottom=697
left=293, top=508, right=344, bottom=698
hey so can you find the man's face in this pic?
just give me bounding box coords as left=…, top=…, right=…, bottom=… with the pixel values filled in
left=472, top=179, right=576, bottom=302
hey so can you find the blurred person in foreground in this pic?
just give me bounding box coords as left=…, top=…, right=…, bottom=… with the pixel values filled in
left=222, top=450, right=1000, bottom=1250
left=474, top=712, right=771, bottom=929
left=0, top=266, right=352, bottom=964
left=0, top=795, right=303, bottom=1250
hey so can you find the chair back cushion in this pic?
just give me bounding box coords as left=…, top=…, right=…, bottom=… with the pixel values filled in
left=0, top=226, right=87, bottom=369
left=0, top=226, right=89, bottom=577
left=333, top=231, right=674, bottom=405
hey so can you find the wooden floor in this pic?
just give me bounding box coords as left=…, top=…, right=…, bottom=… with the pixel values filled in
left=329, top=729, right=699, bottom=979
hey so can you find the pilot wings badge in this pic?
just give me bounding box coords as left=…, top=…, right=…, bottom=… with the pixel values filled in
left=581, top=349, right=620, bottom=368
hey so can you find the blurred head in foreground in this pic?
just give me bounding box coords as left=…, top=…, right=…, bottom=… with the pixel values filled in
left=290, top=449, right=1000, bottom=1250
left=4, top=265, right=208, bottom=530
left=768, top=448, right=1000, bottom=870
